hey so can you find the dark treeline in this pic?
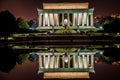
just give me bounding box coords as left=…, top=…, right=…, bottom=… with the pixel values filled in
left=0, top=44, right=38, bottom=72
left=0, top=10, right=38, bottom=39
left=0, top=10, right=17, bottom=38
left=102, top=48, right=120, bottom=63
left=100, top=16, right=120, bottom=33
left=1, top=10, right=120, bottom=38
left=0, top=44, right=120, bottom=73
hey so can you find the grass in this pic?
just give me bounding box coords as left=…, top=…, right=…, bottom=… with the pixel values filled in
left=55, top=29, right=77, bottom=34
left=55, top=48, right=77, bottom=52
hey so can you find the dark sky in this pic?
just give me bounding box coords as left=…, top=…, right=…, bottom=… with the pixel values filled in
left=0, top=0, right=120, bottom=21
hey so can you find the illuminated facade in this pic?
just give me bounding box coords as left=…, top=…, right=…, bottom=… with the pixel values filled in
left=36, top=3, right=98, bottom=32
left=36, top=3, right=101, bottom=79
left=36, top=48, right=103, bottom=79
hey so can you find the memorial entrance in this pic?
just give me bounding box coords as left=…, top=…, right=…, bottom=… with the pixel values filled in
left=36, top=3, right=98, bottom=33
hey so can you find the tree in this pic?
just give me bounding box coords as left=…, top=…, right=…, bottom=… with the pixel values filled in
left=28, top=20, right=38, bottom=30
left=100, top=16, right=113, bottom=26
left=112, top=18, right=120, bottom=32
left=0, top=10, right=17, bottom=38
left=0, top=45, right=16, bottom=72
left=101, top=48, right=120, bottom=63
left=100, top=16, right=120, bottom=33
left=17, top=53, right=29, bottom=64
left=16, top=17, right=30, bottom=33
left=28, top=20, right=35, bottom=27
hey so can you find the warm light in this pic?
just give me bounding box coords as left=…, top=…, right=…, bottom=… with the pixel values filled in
left=43, top=3, right=89, bottom=9
left=64, top=56, right=68, bottom=63
left=64, top=18, right=68, bottom=25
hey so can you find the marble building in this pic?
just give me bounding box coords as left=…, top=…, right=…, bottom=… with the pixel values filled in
left=36, top=3, right=98, bottom=33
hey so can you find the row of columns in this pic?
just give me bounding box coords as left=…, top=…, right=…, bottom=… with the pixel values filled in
left=38, top=54, right=94, bottom=69
left=39, top=13, right=59, bottom=27
left=38, top=12, right=94, bottom=27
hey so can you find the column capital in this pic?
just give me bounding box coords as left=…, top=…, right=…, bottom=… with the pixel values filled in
left=88, top=12, right=93, bottom=15
left=88, top=8, right=94, bottom=13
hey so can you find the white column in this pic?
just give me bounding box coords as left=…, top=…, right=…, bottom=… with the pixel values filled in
left=73, top=55, right=78, bottom=68
left=52, top=13, right=54, bottom=26
left=44, top=13, right=50, bottom=26
left=55, top=56, right=59, bottom=68
left=38, top=13, right=42, bottom=26
left=78, top=13, right=82, bottom=26
left=82, top=55, right=85, bottom=68
left=49, top=13, right=54, bottom=26
left=45, top=13, right=47, bottom=26
left=43, top=14, right=45, bottom=26
left=39, top=55, right=43, bottom=68
left=90, top=13, right=94, bottom=26
left=91, top=55, right=94, bottom=67
left=84, top=12, right=87, bottom=26
left=73, top=13, right=77, bottom=26
left=73, top=55, right=75, bottom=68
left=68, top=55, right=70, bottom=68
left=67, top=13, right=70, bottom=26
left=48, top=55, right=50, bottom=68
left=82, top=12, right=87, bottom=26
left=77, top=13, right=80, bottom=26
left=82, top=13, right=84, bottom=26
left=57, top=55, right=60, bottom=68
left=75, top=55, right=79, bottom=68
left=62, top=13, right=64, bottom=26
left=50, top=56, right=54, bottom=68
left=84, top=56, right=87, bottom=68
left=79, top=55, right=83, bottom=68
left=86, top=14, right=89, bottom=26
left=43, top=55, right=46, bottom=68
left=72, top=13, right=74, bottom=26
left=49, top=13, right=51, bottom=26
left=62, top=55, right=65, bottom=68
left=78, top=55, right=80, bottom=68
left=56, top=13, right=59, bottom=26
left=54, top=13, right=59, bottom=26
left=87, top=55, right=89, bottom=66
left=58, top=13, right=59, bottom=26
left=73, top=13, right=75, bottom=26
left=45, top=55, right=50, bottom=69
left=47, top=13, right=50, bottom=26
left=54, top=13, right=56, bottom=26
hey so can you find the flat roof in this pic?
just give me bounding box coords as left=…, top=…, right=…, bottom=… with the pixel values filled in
left=44, top=72, right=90, bottom=79
left=43, top=3, right=89, bottom=9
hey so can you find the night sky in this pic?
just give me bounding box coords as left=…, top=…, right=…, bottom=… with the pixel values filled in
left=0, top=0, right=120, bottom=21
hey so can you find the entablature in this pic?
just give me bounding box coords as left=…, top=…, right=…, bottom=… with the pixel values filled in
left=37, top=8, right=94, bottom=14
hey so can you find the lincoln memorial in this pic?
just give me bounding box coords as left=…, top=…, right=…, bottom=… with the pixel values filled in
left=36, top=3, right=98, bottom=33
left=36, top=48, right=103, bottom=79
left=36, top=3, right=100, bottom=79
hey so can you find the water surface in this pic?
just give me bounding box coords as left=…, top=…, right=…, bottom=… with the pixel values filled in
left=0, top=44, right=120, bottom=80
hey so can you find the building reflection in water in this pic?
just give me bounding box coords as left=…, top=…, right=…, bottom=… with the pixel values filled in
left=0, top=44, right=120, bottom=79
left=28, top=46, right=103, bottom=79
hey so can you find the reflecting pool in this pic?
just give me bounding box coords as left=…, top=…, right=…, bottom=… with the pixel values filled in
left=0, top=44, right=120, bottom=80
